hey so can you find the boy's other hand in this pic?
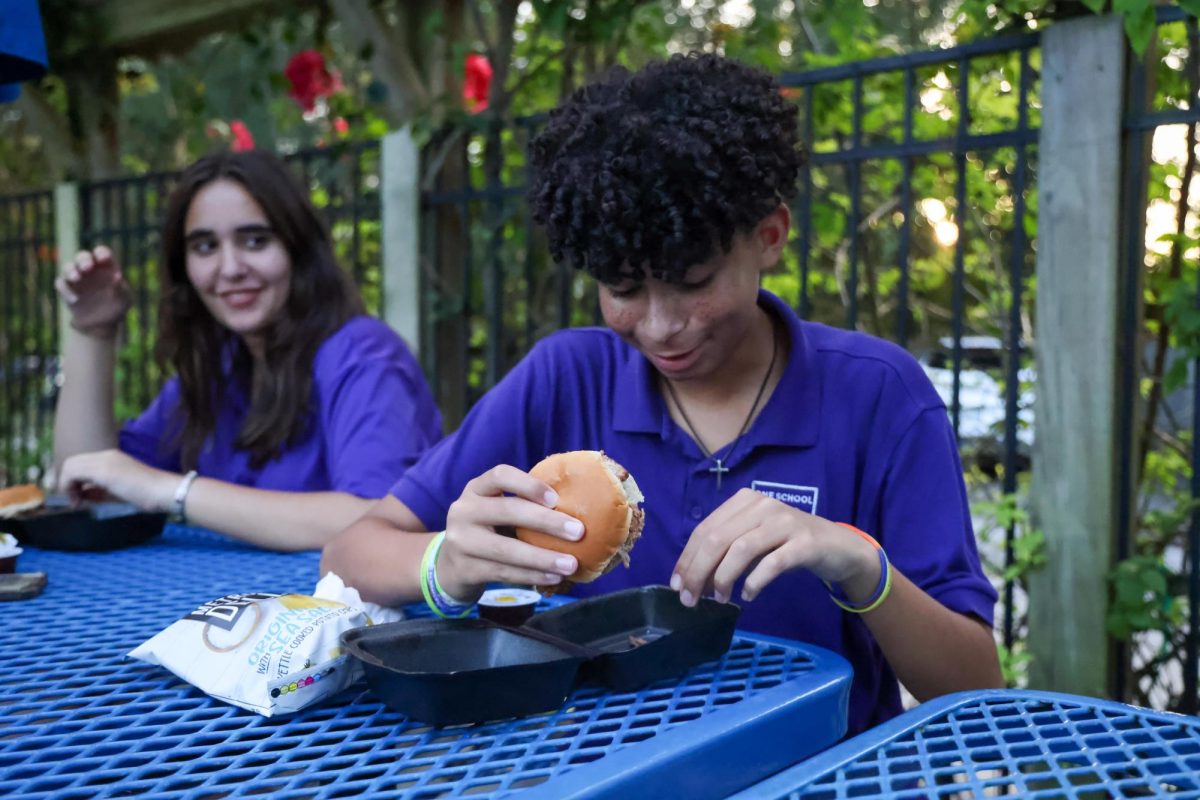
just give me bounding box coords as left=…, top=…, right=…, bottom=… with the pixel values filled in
left=672, top=488, right=880, bottom=606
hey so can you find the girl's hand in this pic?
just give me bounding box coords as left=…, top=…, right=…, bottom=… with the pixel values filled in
left=58, top=450, right=179, bottom=513
left=671, top=488, right=880, bottom=606
left=435, top=465, right=586, bottom=601
left=56, top=246, right=133, bottom=337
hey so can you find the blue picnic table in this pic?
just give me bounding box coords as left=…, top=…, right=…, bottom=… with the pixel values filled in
left=2, top=524, right=852, bottom=799
left=730, top=687, right=1200, bottom=799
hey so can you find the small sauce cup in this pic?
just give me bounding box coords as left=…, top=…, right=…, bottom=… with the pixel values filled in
left=477, top=588, right=541, bottom=626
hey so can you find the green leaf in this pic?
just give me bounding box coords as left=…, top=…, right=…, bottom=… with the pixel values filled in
left=1180, top=0, right=1200, bottom=17
left=1080, top=0, right=1108, bottom=11
left=1120, top=3, right=1157, bottom=56
left=1164, top=355, right=1190, bottom=394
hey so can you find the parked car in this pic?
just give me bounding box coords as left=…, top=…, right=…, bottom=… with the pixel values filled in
left=918, top=336, right=1034, bottom=476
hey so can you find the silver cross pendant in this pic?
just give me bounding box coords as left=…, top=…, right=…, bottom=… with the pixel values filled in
left=709, top=458, right=729, bottom=489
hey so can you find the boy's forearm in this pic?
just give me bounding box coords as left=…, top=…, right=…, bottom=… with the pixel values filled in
left=863, top=569, right=1005, bottom=701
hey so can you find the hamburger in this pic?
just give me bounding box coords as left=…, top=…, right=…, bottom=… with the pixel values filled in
left=0, top=484, right=45, bottom=520
left=515, top=451, right=644, bottom=595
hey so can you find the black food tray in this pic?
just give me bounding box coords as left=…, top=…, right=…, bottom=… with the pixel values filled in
left=0, top=504, right=167, bottom=551
left=342, top=587, right=741, bottom=725
left=523, top=585, right=741, bottom=691
left=341, top=618, right=586, bottom=726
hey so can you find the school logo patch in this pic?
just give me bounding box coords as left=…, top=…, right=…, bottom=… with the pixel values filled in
left=751, top=481, right=819, bottom=515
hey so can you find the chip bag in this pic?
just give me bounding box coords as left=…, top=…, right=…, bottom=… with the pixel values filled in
left=129, top=573, right=401, bottom=716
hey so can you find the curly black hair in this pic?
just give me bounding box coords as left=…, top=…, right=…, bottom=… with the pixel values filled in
left=527, top=52, right=803, bottom=285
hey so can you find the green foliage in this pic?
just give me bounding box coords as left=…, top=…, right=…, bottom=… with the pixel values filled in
left=972, top=484, right=1046, bottom=688
left=1106, top=555, right=1182, bottom=640
left=997, top=640, right=1033, bottom=687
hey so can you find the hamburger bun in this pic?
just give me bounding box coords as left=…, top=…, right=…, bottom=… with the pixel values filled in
left=515, top=451, right=644, bottom=595
left=0, top=484, right=46, bottom=519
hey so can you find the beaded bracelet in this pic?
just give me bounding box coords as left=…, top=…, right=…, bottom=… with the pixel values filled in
left=420, top=532, right=473, bottom=618
left=823, top=523, right=893, bottom=614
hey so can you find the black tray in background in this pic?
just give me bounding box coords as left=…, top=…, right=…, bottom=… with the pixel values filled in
left=341, top=618, right=586, bottom=726
left=0, top=505, right=167, bottom=551
left=523, top=585, right=741, bottom=692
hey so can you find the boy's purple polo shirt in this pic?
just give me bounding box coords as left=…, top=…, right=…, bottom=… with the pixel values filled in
left=120, top=316, right=442, bottom=498
left=392, top=290, right=997, bottom=735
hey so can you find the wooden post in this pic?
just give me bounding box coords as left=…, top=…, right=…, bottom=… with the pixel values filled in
left=53, top=183, right=80, bottom=357
left=1027, top=15, right=1128, bottom=698
left=380, top=128, right=422, bottom=357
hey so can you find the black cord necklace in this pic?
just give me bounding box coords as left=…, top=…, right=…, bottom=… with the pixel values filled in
left=662, top=321, right=780, bottom=489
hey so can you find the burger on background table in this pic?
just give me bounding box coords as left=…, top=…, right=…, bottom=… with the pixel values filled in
left=0, top=484, right=47, bottom=599
left=0, top=484, right=46, bottom=520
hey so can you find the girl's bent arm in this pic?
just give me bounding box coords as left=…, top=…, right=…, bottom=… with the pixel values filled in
left=53, top=328, right=120, bottom=470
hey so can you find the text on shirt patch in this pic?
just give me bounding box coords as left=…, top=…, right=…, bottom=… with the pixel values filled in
left=751, top=481, right=819, bottom=515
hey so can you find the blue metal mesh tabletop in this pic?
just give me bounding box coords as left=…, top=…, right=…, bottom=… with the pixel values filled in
left=730, top=688, right=1200, bottom=799
left=1, top=525, right=852, bottom=800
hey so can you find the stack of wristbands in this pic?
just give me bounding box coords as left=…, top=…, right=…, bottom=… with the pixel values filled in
left=420, top=532, right=473, bottom=618
left=824, top=523, right=893, bottom=614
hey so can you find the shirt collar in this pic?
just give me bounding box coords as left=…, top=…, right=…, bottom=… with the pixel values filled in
left=611, top=288, right=822, bottom=448
left=753, top=288, right=822, bottom=448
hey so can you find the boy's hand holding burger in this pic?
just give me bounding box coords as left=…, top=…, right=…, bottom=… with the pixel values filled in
left=435, top=451, right=644, bottom=602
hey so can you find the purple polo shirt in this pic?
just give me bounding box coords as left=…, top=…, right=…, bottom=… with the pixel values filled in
left=392, top=290, right=997, bottom=735
left=120, top=316, right=442, bottom=498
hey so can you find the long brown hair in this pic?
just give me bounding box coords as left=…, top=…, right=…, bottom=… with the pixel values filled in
left=156, top=150, right=365, bottom=469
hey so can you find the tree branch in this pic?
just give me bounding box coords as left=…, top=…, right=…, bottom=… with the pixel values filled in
left=14, top=87, right=80, bottom=179
left=329, top=0, right=430, bottom=125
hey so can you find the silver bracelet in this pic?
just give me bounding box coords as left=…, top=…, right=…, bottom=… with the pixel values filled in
left=169, top=470, right=199, bottom=524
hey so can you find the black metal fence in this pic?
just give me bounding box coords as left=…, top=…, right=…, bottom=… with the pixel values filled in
left=1117, top=6, right=1200, bottom=713
left=0, top=189, right=57, bottom=487
left=781, top=31, right=1040, bottom=658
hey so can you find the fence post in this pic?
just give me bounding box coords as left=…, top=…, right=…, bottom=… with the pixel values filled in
left=53, top=182, right=79, bottom=357
left=1028, top=15, right=1127, bottom=698
left=380, top=128, right=421, bottom=356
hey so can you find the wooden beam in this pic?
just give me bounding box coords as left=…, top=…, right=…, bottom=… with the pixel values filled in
left=1027, top=14, right=1127, bottom=698
left=81, top=0, right=318, bottom=57
left=381, top=128, right=422, bottom=355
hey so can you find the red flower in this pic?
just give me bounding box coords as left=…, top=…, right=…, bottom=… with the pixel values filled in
left=333, top=116, right=349, bottom=136
left=230, top=120, right=255, bottom=152
left=463, top=53, right=492, bottom=113
left=284, top=49, right=342, bottom=112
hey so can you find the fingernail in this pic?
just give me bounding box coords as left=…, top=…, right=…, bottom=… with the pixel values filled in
left=669, top=574, right=682, bottom=591
left=555, top=556, right=576, bottom=573
left=680, top=590, right=695, bottom=607
left=741, top=590, right=754, bottom=602
left=542, top=573, right=562, bottom=584
left=714, top=590, right=727, bottom=604
left=544, top=490, right=559, bottom=507
left=564, top=519, right=583, bottom=539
